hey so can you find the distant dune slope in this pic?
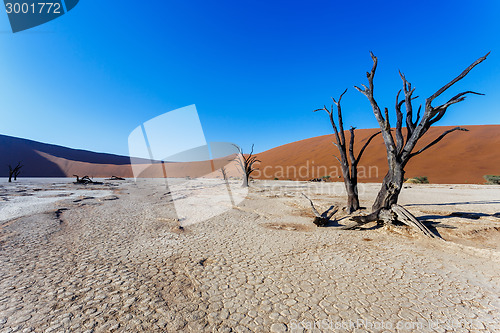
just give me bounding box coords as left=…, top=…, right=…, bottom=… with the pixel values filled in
left=0, top=134, right=134, bottom=178
left=255, top=125, right=500, bottom=184
left=1, top=125, right=499, bottom=183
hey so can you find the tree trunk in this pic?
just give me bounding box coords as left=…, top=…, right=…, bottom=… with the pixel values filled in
left=242, top=174, right=249, bottom=187
left=372, top=163, right=405, bottom=211
left=344, top=177, right=360, bottom=214
left=346, top=190, right=360, bottom=214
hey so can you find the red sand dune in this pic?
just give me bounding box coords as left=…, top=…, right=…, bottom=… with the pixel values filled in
left=254, top=125, right=500, bottom=184
left=1, top=125, right=499, bottom=184
left=37, top=151, right=243, bottom=180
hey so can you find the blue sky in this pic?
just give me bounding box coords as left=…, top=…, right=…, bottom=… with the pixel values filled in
left=1, top=1, right=499, bottom=156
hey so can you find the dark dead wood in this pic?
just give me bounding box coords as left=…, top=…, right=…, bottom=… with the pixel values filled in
left=425, top=52, right=489, bottom=110
left=355, top=52, right=488, bottom=213
left=391, top=205, right=436, bottom=238
left=302, top=193, right=321, bottom=217
left=344, top=209, right=382, bottom=228
left=220, top=167, right=228, bottom=181
left=73, top=175, right=103, bottom=185
left=8, top=162, right=22, bottom=183
left=345, top=205, right=436, bottom=238
left=302, top=193, right=338, bottom=227
left=234, top=144, right=261, bottom=187
left=13, top=166, right=22, bottom=180
left=107, top=176, right=125, bottom=180
left=410, top=127, right=469, bottom=157
left=355, top=130, right=381, bottom=164
left=314, top=88, right=378, bottom=213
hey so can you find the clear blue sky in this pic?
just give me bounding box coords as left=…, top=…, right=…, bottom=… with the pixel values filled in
left=1, top=1, right=499, bottom=156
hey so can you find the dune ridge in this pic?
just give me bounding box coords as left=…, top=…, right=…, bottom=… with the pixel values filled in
left=255, top=125, right=500, bottom=184
left=1, top=125, right=499, bottom=183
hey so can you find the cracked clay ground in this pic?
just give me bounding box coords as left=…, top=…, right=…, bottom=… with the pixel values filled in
left=0, top=179, right=499, bottom=332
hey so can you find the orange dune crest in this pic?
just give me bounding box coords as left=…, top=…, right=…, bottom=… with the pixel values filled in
left=2, top=125, right=499, bottom=184
left=254, top=125, right=500, bottom=184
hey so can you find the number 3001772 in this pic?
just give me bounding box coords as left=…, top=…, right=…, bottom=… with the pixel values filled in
left=5, top=2, right=62, bottom=14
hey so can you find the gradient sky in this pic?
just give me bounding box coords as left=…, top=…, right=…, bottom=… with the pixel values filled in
left=1, top=1, right=499, bottom=156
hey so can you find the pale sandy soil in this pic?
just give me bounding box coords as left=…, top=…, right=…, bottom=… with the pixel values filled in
left=0, top=179, right=499, bottom=332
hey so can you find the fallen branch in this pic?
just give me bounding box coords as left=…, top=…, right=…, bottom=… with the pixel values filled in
left=302, top=193, right=338, bottom=227
left=344, top=204, right=437, bottom=238
left=73, top=175, right=103, bottom=185
left=106, top=176, right=125, bottom=180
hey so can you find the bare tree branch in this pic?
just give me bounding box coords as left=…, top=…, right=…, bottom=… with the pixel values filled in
left=302, top=193, right=339, bottom=227
left=395, top=90, right=404, bottom=152
left=398, top=71, right=420, bottom=143
left=415, top=105, right=421, bottom=125
left=407, top=104, right=422, bottom=142
left=302, top=193, right=321, bottom=217
left=248, top=144, right=254, bottom=157
left=425, top=52, right=489, bottom=112
left=326, top=206, right=339, bottom=220
left=410, top=127, right=469, bottom=157
left=355, top=131, right=382, bottom=164
left=313, top=106, right=331, bottom=114
left=401, top=55, right=489, bottom=162
left=428, top=91, right=484, bottom=126
left=332, top=89, right=348, bottom=147
left=8, top=162, right=22, bottom=182
left=355, top=52, right=396, bottom=153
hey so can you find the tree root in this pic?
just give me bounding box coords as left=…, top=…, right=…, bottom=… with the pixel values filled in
left=343, top=204, right=438, bottom=238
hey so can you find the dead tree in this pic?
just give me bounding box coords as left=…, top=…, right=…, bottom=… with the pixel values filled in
left=107, top=176, right=125, bottom=180
left=347, top=52, right=489, bottom=234
left=302, top=193, right=338, bottom=227
left=73, top=175, right=103, bottom=185
left=8, top=162, right=22, bottom=182
left=315, top=89, right=381, bottom=213
left=13, top=165, right=22, bottom=180
left=220, top=166, right=228, bottom=181
left=234, top=144, right=260, bottom=187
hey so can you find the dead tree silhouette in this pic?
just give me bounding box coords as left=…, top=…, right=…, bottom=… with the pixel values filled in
left=344, top=52, right=489, bottom=237
left=315, top=89, right=381, bottom=213
left=8, top=162, right=22, bottom=182
left=234, top=144, right=260, bottom=187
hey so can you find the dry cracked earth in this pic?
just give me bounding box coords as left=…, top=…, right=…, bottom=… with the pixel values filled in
left=0, top=179, right=499, bottom=332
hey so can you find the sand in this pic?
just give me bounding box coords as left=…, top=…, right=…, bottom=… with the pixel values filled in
left=3, top=125, right=500, bottom=184
left=255, top=125, right=500, bottom=184
left=0, top=179, right=113, bottom=224
left=0, top=178, right=499, bottom=332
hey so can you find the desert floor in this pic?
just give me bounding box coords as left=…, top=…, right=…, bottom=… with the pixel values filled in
left=0, top=178, right=499, bottom=332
